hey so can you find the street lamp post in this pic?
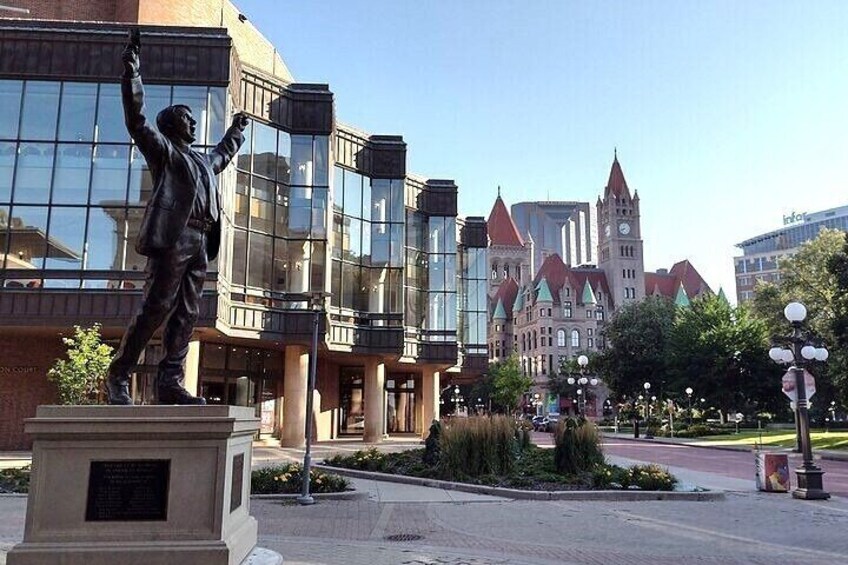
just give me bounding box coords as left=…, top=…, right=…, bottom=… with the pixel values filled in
left=685, top=387, right=694, bottom=426
left=767, top=301, right=830, bottom=500
left=567, top=355, right=597, bottom=416
left=298, top=292, right=330, bottom=506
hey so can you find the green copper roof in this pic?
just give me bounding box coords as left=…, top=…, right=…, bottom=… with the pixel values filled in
left=581, top=279, right=597, bottom=305
left=718, top=287, right=729, bottom=304
left=513, top=287, right=525, bottom=311
left=493, top=298, right=507, bottom=319
left=674, top=283, right=691, bottom=307
left=535, top=278, right=554, bottom=303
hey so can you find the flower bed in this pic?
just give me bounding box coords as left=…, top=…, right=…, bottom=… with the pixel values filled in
left=325, top=445, right=677, bottom=491
left=1, top=463, right=352, bottom=495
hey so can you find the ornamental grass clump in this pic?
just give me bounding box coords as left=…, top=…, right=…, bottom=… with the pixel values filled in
left=439, top=416, right=517, bottom=480
left=554, top=418, right=604, bottom=475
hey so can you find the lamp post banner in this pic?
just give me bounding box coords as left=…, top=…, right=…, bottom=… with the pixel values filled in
left=781, top=369, right=815, bottom=402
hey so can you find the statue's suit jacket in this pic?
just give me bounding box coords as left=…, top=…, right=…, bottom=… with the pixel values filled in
left=121, top=73, right=244, bottom=260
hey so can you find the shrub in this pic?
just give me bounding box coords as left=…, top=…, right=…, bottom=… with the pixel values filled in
left=439, top=415, right=517, bottom=480
left=324, top=447, right=387, bottom=472
left=676, top=424, right=724, bottom=438
left=0, top=466, right=30, bottom=493
left=553, top=418, right=604, bottom=475
left=627, top=464, right=677, bottom=491
left=251, top=463, right=349, bottom=494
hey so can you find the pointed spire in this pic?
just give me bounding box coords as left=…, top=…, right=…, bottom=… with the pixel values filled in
left=581, top=279, right=597, bottom=305
left=493, top=298, right=507, bottom=320
left=674, top=283, right=690, bottom=307
left=497, top=185, right=501, bottom=198
left=487, top=192, right=524, bottom=247
left=605, top=152, right=630, bottom=198
left=513, top=286, right=525, bottom=312
left=535, top=277, right=554, bottom=303
left=718, top=287, right=729, bottom=304
left=614, top=146, right=617, bottom=160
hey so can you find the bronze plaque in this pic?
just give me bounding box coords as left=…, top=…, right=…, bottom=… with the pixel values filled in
left=85, top=460, right=170, bottom=521
left=230, top=453, right=244, bottom=513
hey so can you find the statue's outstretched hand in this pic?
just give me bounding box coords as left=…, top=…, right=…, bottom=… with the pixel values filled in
left=123, top=28, right=141, bottom=76
left=232, top=112, right=250, bottom=131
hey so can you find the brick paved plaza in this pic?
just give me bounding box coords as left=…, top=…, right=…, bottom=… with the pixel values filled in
left=3, top=438, right=848, bottom=564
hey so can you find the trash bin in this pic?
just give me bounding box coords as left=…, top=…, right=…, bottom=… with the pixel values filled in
left=633, top=419, right=640, bottom=439
left=755, top=452, right=790, bottom=492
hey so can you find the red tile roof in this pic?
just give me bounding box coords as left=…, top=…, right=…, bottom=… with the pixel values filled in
left=645, top=260, right=712, bottom=299
left=605, top=155, right=630, bottom=198
left=491, top=277, right=520, bottom=319
left=487, top=195, right=524, bottom=247
left=532, top=253, right=611, bottom=306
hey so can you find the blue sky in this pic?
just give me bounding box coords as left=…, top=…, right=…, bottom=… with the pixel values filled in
left=237, top=0, right=848, bottom=300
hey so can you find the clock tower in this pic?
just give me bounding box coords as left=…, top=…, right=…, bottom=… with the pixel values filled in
left=597, top=152, right=645, bottom=305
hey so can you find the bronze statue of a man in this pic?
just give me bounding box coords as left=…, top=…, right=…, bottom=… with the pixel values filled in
left=106, top=29, right=249, bottom=405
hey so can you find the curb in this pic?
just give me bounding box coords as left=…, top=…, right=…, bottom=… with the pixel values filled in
left=316, top=464, right=724, bottom=502
left=251, top=489, right=367, bottom=501
left=603, top=433, right=848, bottom=461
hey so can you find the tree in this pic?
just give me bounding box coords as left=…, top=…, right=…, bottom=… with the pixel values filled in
left=668, top=295, right=783, bottom=422
left=489, top=354, right=533, bottom=415
left=47, top=324, right=113, bottom=405
left=595, top=296, right=677, bottom=399
left=750, top=229, right=844, bottom=408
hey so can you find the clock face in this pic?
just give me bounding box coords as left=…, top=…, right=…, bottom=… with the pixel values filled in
left=604, top=224, right=610, bottom=238
left=618, top=222, right=630, bottom=235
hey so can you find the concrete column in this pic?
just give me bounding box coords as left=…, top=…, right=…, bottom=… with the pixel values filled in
left=281, top=345, right=309, bottom=448
left=421, top=367, right=440, bottom=438
left=184, top=340, right=201, bottom=396
left=363, top=359, right=385, bottom=443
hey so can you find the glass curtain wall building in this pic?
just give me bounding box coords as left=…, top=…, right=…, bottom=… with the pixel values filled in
left=0, top=7, right=487, bottom=450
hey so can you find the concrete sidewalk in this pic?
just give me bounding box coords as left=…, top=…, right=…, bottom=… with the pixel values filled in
left=603, top=431, right=848, bottom=461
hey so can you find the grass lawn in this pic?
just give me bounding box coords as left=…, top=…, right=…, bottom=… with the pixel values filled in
left=693, top=430, right=848, bottom=451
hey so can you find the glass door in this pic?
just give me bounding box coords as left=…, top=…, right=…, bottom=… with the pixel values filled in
left=339, top=367, right=365, bottom=435
left=386, top=374, right=417, bottom=433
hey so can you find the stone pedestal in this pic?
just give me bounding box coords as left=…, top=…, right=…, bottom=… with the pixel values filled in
left=8, top=405, right=262, bottom=565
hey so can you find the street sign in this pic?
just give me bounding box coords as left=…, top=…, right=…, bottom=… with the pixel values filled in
left=781, top=369, right=816, bottom=403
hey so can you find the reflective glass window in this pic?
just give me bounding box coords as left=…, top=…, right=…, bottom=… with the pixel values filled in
left=428, top=216, right=445, bottom=253
left=15, top=143, right=55, bottom=203
left=124, top=208, right=145, bottom=272
left=85, top=206, right=125, bottom=271
left=311, top=187, right=328, bottom=238
left=252, top=122, right=277, bottom=179
left=444, top=255, right=456, bottom=291
left=291, top=135, right=313, bottom=186
left=57, top=83, right=97, bottom=142
left=332, top=213, right=343, bottom=260
left=127, top=147, right=151, bottom=206
left=0, top=142, right=15, bottom=202
left=52, top=144, right=92, bottom=204
left=311, top=241, right=326, bottom=292
left=21, top=82, right=60, bottom=141
left=361, top=175, right=371, bottom=222
left=95, top=84, right=127, bottom=143
left=286, top=239, right=311, bottom=294
left=276, top=130, right=291, bottom=184
left=444, top=217, right=457, bottom=253
left=272, top=238, right=289, bottom=293
left=247, top=232, right=272, bottom=289
left=208, top=87, right=226, bottom=144
left=390, top=179, right=404, bottom=222
left=346, top=217, right=362, bottom=263
left=389, top=224, right=404, bottom=268
left=231, top=229, right=247, bottom=286
left=372, top=179, right=390, bottom=224
left=332, top=166, right=344, bottom=214
left=250, top=176, right=274, bottom=233
left=274, top=183, right=289, bottom=236
left=342, top=169, right=361, bottom=216
left=0, top=81, right=22, bottom=139
left=371, top=223, right=390, bottom=266
left=172, top=86, right=208, bottom=146
left=8, top=205, right=49, bottom=269
left=45, top=206, right=86, bottom=271
left=289, top=186, right=311, bottom=236
left=313, top=136, right=329, bottom=187
left=234, top=172, right=250, bottom=228
left=91, top=145, right=129, bottom=205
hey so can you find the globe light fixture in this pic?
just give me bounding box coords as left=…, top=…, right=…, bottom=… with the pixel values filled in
left=768, top=301, right=829, bottom=500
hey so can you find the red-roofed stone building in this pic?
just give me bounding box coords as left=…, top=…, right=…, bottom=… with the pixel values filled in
left=486, top=153, right=712, bottom=418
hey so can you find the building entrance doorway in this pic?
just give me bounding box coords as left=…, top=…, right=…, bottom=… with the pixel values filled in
left=339, top=367, right=365, bottom=435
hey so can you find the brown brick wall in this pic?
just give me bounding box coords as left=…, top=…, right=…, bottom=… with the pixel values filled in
left=0, top=0, right=128, bottom=22
left=0, top=333, right=62, bottom=450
